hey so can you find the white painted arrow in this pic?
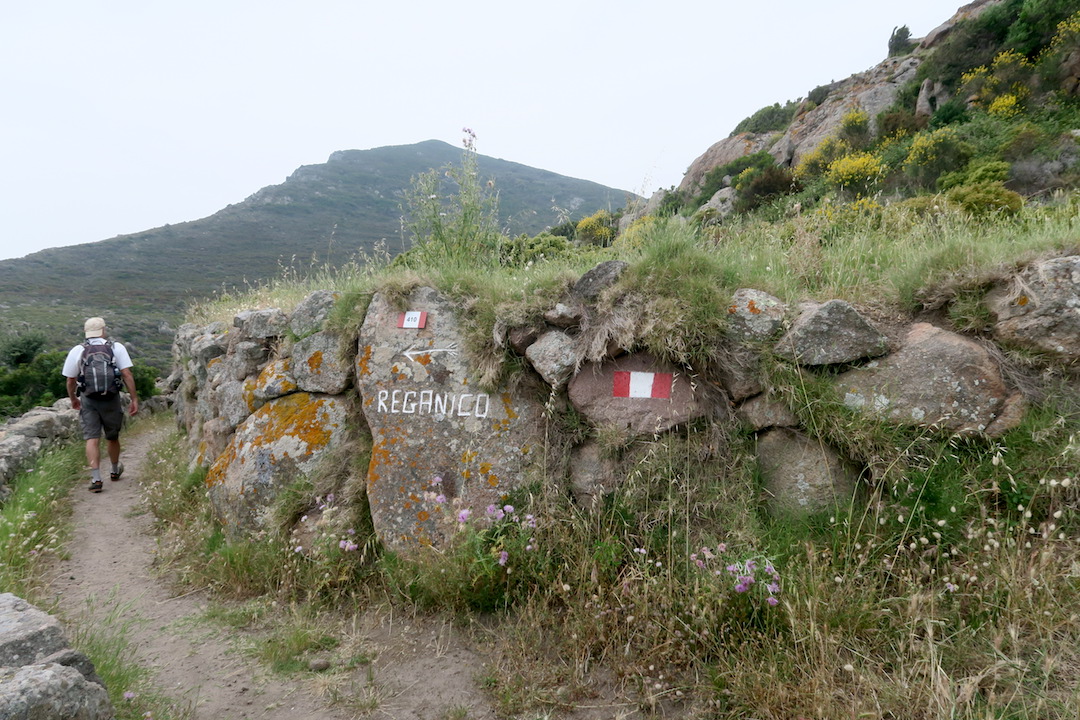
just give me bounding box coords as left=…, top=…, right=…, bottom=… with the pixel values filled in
left=403, top=344, right=458, bottom=362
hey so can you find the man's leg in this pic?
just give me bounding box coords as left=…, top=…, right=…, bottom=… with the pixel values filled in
left=107, top=439, right=120, bottom=466
left=107, top=438, right=123, bottom=480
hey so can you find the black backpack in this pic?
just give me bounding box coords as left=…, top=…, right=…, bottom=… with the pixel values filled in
left=78, top=341, right=122, bottom=397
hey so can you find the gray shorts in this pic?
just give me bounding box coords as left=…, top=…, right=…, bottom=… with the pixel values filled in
left=80, top=394, right=124, bottom=441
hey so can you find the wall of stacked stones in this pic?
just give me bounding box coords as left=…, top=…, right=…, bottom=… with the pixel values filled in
left=169, top=257, right=1080, bottom=551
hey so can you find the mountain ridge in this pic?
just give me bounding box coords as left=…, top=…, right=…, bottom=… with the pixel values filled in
left=0, top=139, right=636, bottom=371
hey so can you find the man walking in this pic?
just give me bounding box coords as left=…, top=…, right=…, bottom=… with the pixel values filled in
left=62, top=317, right=139, bottom=492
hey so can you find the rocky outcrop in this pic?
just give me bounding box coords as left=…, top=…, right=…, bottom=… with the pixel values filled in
left=207, top=392, right=351, bottom=532
left=678, top=134, right=774, bottom=196
left=173, top=256, right=1077, bottom=543
left=0, top=593, right=112, bottom=720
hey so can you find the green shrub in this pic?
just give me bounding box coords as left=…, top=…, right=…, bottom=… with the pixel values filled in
left=877, top=109, right=922, bottom=138
left=1006, top=0, right=1079, bottom=56
left=929, top=98, right=971, bottom=128
left=499, top=232, right=573, bottom=268
left=903, top=127, right=974, bottom=187
left=937, top=159, right=1011, bottom=191
left=693, top=151, right=776, bottom=208
left=732, top=101, right=800, bottom=136
left=946, top=181, right=1024, bottom=215
left=807, top=84, right=831, bottom=105
left=735, top=165, right=800, bottom=212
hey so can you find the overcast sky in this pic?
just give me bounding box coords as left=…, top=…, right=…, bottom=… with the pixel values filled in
left=1, top=1, right=954, bottom=262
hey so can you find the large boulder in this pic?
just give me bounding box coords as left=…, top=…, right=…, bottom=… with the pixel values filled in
left=568, top=352, right=716, bottom=436
left=356, top=287, right=545, bottom=550
left=206, top=392, right=351, bottom=533
left=833, top=323, right=1026, bottom=436
left=985, top=255, right=1080, bottom=361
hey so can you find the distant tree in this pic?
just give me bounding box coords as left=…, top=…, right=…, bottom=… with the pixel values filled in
left=889, top=25, right=915, bottom=56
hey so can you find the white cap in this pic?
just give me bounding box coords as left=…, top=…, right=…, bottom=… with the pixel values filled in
left=84, top=317, right=106, bottom=338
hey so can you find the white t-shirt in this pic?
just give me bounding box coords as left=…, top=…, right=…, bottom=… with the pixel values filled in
left=62, top=338, right=134, bottom=379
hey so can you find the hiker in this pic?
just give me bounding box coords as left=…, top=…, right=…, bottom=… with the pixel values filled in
left=62, top=317, right=139, bottom=493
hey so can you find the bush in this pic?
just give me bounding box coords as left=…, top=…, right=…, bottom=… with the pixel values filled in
left=732, top=101, right=800, bottom=136
left=735, top=165, right=800, bottom=212
left=825, top=152, right=886, bottom=195
left=576, top=210, right=617, bottom=246
left=938, top=159, right=1011, bottom=191
left=795, top=137, right=850, bottom=180
left=499, top=233, right=573, bottom=268
left=946, top=181, right=1024, bottom=215
left=929, top=99, right=971, bottom=128
left=903, top=127, right=974, bottom=187
left=838, top=109, right=871, bottom=149
left=1006, top=0, right=1079, bottom=56
left=0, top=331, right=47, bottom=368
left=693, top=151, right=776, bottom=208
left=877, top=109, right=922, bottom=138
left=807, top=84, right=831, bottom=105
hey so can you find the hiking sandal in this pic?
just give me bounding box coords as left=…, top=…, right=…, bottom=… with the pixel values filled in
left=89, top=480, right=103, bottom=493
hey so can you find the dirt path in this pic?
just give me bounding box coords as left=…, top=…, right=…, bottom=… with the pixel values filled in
left=43, top=419, right=640, bottom=720
left=45, top=422, right=356, bottom=720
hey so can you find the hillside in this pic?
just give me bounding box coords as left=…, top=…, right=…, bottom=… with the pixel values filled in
left=0, top=140, right=634, bottom=371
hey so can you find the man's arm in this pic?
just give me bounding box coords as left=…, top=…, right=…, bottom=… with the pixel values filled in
left=120, top=368, right=139, bottom=416
left=66, top=377, right=81, bottom=410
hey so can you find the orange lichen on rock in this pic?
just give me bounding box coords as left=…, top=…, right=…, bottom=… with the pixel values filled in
left=356, top=345, right=373, bottom=377
left=306, top=350, right=324, bottom=372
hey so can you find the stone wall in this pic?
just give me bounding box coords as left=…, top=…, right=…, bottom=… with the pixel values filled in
left=171, top=256, right=1080, bottom=551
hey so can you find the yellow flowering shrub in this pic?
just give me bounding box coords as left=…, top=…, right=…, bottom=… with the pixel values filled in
left=961, top=50, right=1032, bottom=111
left=576, top=210, right=616, bottom=246
left=988, top=93, right=1023, bottom=118
left=839, top=108, right=871, bottom=148
left=825, top=152, right=885, bottom=194
left=795, top=137, right=850, bottom=180
left=903, top=127, right=972, bottom=187
left=1045, top=10, right=1080, bottom=56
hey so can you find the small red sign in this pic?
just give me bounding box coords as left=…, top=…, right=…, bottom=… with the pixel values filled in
left=613, top=371, right=672, bottom=399
left=397, top=311, right=427, bottom=329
